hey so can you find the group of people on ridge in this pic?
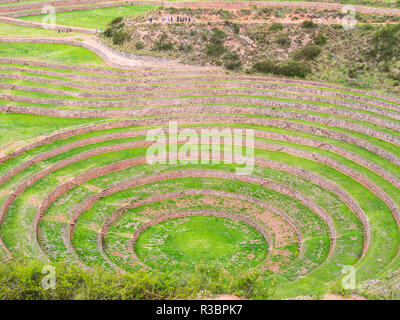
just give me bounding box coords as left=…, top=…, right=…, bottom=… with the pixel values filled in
left=148, top=16, right=193, bottom=23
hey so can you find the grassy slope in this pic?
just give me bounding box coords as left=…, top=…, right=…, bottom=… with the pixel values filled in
left=19, top=5, right=157, bottom=29
left=0, top=42, right=106, bottom=66
left=0, top=22, right=83, bottom=38
left=135, top=215, right=268, bottom=271
left=0, top=113, right=102, bottom=155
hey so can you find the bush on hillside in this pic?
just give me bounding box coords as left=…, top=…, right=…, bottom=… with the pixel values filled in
left=252, top=59, right=276, bottom=74
left=369, top=23, right=400, bottom=62
left=135, top=41, right=144, bottom=50
left=110, top=16, right=123, bottom=25
left=275, top=33, right=291, bottom=46
left=302, top=20, right=316, bottom=28
left=205, top=28, right=227, bottom=57
left=348, top=69, right=357, bottom=78
left=269, top=22, right=284, bottom=31
left=293, top=44, right=321, bottom=60
left=313, top=33, right=327, bottom=45
left=0, top=260, right=275, bottom=300
left=112, top=31, right=129, bottom=45
left=218, top=9, right=234, bottom=20
left=252, top=59, right=310, bottom=78
left=103, top=26, right=115, bottom=38
left=222, top=52, right=242, bottom=70
left=232, top=23, right=240, bottom=34
left=153, top=33, right=174, bottom=51
left=277, top=60, right=311, bottom=77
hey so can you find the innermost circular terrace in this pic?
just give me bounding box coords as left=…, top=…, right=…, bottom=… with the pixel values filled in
left=132, top=212, right=269, bottom=272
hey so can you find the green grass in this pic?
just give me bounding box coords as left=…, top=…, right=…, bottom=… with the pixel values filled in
left=19, top=5, right=157, bottom=29
left=0, top=36, right=398, bottom=299
left=0, top=22, right=83, bottom=38
left=0, top=42, right=106, bottom=66
left=0, top=127, right=395, bottom=297
left=0, top=113, right=102, bottom=155
left=135, top=215, right=268, bottom=272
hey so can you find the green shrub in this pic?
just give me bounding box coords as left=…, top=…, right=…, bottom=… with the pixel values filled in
left=110, top=16, right=123, bottom=25
left=232, top=23, right=240, bottom=34
left=348, top=69, right=357, bottom=78
left=390, top=71, right=400, bottom=81
left=302, top=20, right=316, bottom=28
left=239, top=9, right=251, bottom=15
left=276, top=33, right=291, bottom=46
left=259, top=7, right=273, bottom=15
left=314, top=33, right=327, bottom=45
left=252, top=59, right=276, bottom=74
left=222, top=52, right=241, bottom=70
left=153, top=33, right=174, bottom=51
left=269, top=22, right=284, bottom=31
left=332, top=24, right=343, bottom=29
left=277, top=60, right=311, bottom=77
left=206, top=43, right=226, bottom=56
left=178, top=43, right=193, bottom=52
left=205, top=28, right=226, bottom=57
left=369, top=23, right=400, bottom=62
left=103, top=27, right=114, bottom=38
left=219, top=9, right=234, bottom=20
left=293, top=44, right=321, bottom=60
left=135, top=41, right=144, bottom=50
left=112, top=31, right=129, bottom=45
left=0, top=260, right=275, bottom=300
left=252, top=59, right=310, bottom=78
left=210, top=28, right=226, bottom=43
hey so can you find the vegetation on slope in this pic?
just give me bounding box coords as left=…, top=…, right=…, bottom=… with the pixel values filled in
left=0, top=259, right=275, bottom=299
left=102, top=7, right=400, bottom=94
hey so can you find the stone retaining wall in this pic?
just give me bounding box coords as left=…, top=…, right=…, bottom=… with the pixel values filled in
left=0, top=115, right=398, bottom=170
left=2, top=71, right=398, bottom=111
left=2, top=83, right=399, bottom=126
left=5, top=135, right=399, bottom=268
left=2, top=96, right=399, bottom=149
left=1, top=57, right=399, bottom=104
left=0, top=55, right=221, bottom=75
left=34, top=163, right=341, bottom=260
